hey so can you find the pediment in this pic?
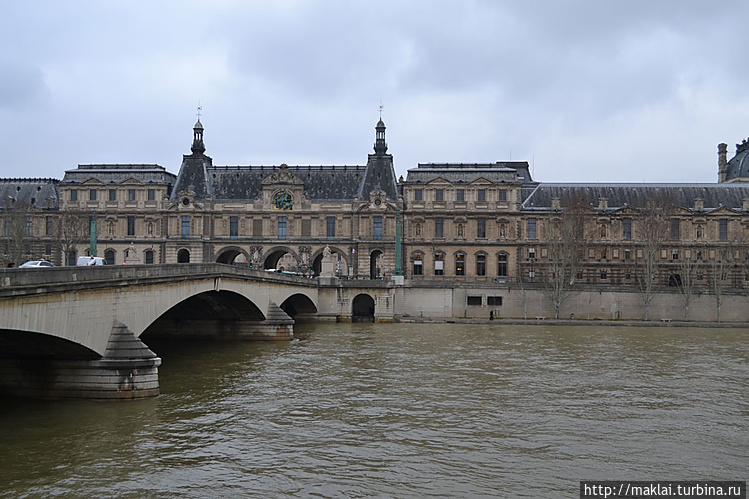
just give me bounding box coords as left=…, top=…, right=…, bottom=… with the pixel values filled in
left=425, top=177, right=452, bottom=185
left=262, top=165, right=304, bottom=186
left=467, top=177, right=494, bottom=186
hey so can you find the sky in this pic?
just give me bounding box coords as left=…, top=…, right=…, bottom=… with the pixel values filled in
left=1, top=0, right=747, bottom=184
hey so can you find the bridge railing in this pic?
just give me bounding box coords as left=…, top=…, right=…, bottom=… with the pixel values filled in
left=0, top=263, right=316, bottom=294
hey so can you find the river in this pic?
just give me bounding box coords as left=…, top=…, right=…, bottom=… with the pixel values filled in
left=0, top=323, right=746, bottom=498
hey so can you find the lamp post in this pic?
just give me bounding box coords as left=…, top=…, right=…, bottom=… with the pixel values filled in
left=89, top=208, right=97, bottom=257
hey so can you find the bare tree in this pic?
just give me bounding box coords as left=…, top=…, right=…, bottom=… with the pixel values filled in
left=2, top=201, right=34, bottom=266
left=539, top=194, right=588, bottom=319
left=56, top=210, right=89, bottom=265
left=676, top=249, right=702, bottom=321
left=634, top=195, right=676, bottom=320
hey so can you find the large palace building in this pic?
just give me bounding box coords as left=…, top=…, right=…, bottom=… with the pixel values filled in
left=3, top=118, right=749, bottom=294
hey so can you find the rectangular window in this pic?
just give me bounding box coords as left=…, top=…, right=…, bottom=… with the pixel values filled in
left=128, top=189, right=136, bottom=201
left=435, top=189, right=444, bottom=201
left=45, top=216, right=54, bottom=236
left=527, top=218, right=537, bottom=239
left=467, top=296, right=482, bottom=306
left=455, top=253, right=465, bottom=276
left=622, top=218, right=632, bottom=240
left=672, top=249, right=679, bottom=260
left=476, top=254, right=486, bottom=276
left=373, top=216, right=383, bottom=240
left=435, top=217, right=444, bottom=238
left=477, top=217, right=486, bottom=238
left=497, top=254, right=508, bottom=276
left=147, top=189, right=156, bottom=201
left=25, top=217, right=33, bottom=236
left=488, top=296, right=503, bottom=306
left=456, top=189, right=465, bottom=202
left=498, top=189, right=507, bottom=202
left=181, top=216, right=190, bottom=238
left=477, top=189, right=486, bottom=202
left=413, top=253, right=423, bottom=276
left=600, top=248, right=607, bottom=260
left=253, top=218, right=263, bottom=237
left=5, top=218, right=11, bottom=237
left=326, top=216, right=336, bottom=239
left=600, top=270, right=608, bottom=280
left=278, top=216, right=287, bottom=239
left=719, top=219, right=728, bottom=241
left=127, top=216, right=135, bottom=236
left=89, top=189, right=97, bottom=201
left=108, top=189, right=117, bottom=201
left=670, top=219, right=680, bottom=240
left=414, top=189, right=423, bottom=201
left=434, top=253, right=444, bottom=276
left=301, top=219, right=311, bottom=237
left=624, top=249, right=631, bottom=260
left=70, top=189, right=78, bottom=201
left=230, top=216, right=238, bottom=238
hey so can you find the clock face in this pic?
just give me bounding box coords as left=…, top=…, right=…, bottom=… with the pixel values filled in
left=274, top=191, right=293, bottom=210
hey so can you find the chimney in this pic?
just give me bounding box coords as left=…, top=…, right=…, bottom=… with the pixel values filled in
left=598, top=197, right=608, bottom=210
left=551, top=197, right=561, bottom=210
left=718, top=143, right=728, bottom=182
left=743, top=198, right=749, bottom=212
left=694, top=198, right=704, bottom=212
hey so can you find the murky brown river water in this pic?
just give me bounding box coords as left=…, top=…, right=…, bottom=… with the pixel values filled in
left=0, top=323, right=746, bottom=498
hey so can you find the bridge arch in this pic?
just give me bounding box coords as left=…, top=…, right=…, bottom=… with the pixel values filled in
left=142, top=289, right=267, bottom=340
left=215, top=246, right=250, bottom=265
left=280, top=293, right=318, bottom=321
left=352, top=293, right=375, bottom=322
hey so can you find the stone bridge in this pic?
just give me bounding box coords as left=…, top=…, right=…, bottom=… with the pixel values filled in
left=0, top=264, right=396, bottom=400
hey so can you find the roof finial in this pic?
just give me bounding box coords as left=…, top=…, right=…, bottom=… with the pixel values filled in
left=378, top=101, right=384, bottom=119
left=197, top=101, right=202, bottom=121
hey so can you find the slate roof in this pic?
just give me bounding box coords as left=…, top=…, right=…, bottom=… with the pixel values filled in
left=522, top=183, right=749, bottom=211
left=207, top=164, right=369, bottom=201
left=725, top=139, right=749, bottom=181
left=404, top=162, right=534, bottom=184
left=62, top=164, right=176, bottom=185
left=0, top=178, right=59, bottom=210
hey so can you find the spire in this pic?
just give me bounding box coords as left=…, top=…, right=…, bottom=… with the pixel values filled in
left=191, top=119, right=205, bottom=155
left=373, top=118, right=387, bottom=155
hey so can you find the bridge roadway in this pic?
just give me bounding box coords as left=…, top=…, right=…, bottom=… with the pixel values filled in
left=0, top=264, right=395, bottom=400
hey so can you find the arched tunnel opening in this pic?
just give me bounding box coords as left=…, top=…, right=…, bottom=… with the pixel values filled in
left=352, top=294, right=375, bottom=323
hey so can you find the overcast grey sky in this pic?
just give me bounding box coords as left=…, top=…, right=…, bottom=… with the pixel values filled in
left=1, top=1, right=747, bottom=183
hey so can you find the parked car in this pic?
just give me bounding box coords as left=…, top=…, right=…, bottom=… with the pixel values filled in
left=20, top=260, right=54, bottom=268
left=76, top=256, right=107, bottom=266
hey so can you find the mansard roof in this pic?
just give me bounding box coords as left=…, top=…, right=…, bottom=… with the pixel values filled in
left=208, top=164, right=369, bottom=201
left=0, top=178, right=59, bottom=210
left=62, top=164, right=176, bottom=185
left=522, top=183, right=749, bottom=212
left=404, top=162, right=534, bottom=184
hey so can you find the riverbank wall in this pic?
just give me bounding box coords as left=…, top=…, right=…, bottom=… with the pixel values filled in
left=390, top=281, right=748, bottom=323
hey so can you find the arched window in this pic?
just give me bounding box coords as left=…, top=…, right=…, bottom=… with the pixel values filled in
left=455, top=253, right=465, bottom=276
left=476, top=253, right=486, bottom=276
left=104, top=249, right=115, bottom=265
left=497, top=253, right=508, bottom=277
left=145, top=250, right=154, bottom=264
left=177, top=249, right=190, bottom=263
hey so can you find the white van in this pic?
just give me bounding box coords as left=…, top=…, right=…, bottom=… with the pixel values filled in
left=77, top=256, right=107, bottom=266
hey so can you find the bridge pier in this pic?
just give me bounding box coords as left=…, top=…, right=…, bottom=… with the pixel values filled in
left=0, top=323, right=161, bottom=400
